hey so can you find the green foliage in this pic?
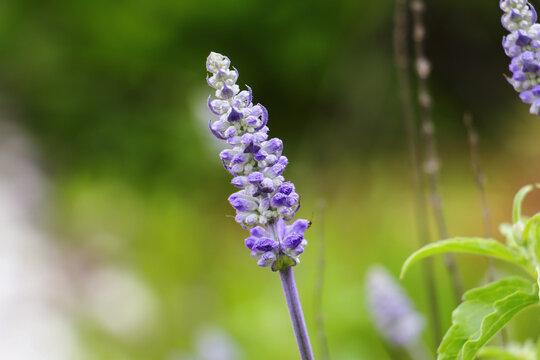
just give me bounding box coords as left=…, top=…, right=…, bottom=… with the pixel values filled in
left=400, top=238, right=532, bottom=279
left=438, top=277, right=538, bottom=360
left=402, top=184, right=540, bottom=360
left=513, top=185, right=534, bottom=224
left=478, top=340, right=537, bottom=360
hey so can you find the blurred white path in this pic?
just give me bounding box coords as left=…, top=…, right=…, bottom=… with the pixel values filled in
left=0, top=123, right=157, bottom=359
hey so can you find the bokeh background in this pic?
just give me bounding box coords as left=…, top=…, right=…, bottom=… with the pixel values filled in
left=1, top=0, right=540, bottom=359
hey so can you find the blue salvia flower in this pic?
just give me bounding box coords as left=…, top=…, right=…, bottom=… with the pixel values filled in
left=206, top=52, right=309, bottom=270
left=500, top=0, right=540, bottom=115
left=365, top=265, right=425, bottom=347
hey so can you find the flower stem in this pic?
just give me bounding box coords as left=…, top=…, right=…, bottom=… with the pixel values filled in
left=394, top=0, right=442, bottom=348
left=410, top=0, right=463, bottom=302
left=279, top=266, right=315, bottom=360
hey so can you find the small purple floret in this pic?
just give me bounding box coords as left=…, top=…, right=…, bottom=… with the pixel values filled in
left=253, top=238, right=277, bottom=252
left=227, top=108, right=242, bottom=122
left=284, top=234, right=303, bottom=249
left=279, top=182, right=294, bottom=195
left=245, top=236, right=257, bottom=250
left=231, top=176, right=245, bottom=188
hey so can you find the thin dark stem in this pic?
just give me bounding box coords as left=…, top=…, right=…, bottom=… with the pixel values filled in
left=410, top=0, right=463, bottom=303
left=463, top=113, right=493, bottom=239
left=462, top=112, right=507, bottom=345
left=280, top=266, right=315, bottom=360
left=394, top=0, right=442, bottom=348
left=314, top=200, right=330, bottom=360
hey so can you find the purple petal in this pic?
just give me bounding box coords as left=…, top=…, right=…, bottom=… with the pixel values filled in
left=287, top=219, right=311, bottom=236
left=253, top=238, right=277, bottom=252
left=260, top=178, right=275, bottom=193
left=286, top=203, right=301, bottom=221
left=243, top=142, right=255, bottom=153
left=227, top=108, right=243, bottom=122
left=257, top=251, right=276, bottom=267
left=241, top=133, right=254, bottom=144
left=253, top=150, right=267, bottom=162
left=275, top=218, right=287, bottom=239
left=228, top=194, right=257, bottom=211
left=220, top=84, right=234, bottom=99
left=207, top=96, right=220, bottom=115
left=264, top=138, right=283, bottom=154
left=245, top=116, right=258, bottom=127
left=531, top=100, right=540, bottom=116
left=501, top=16, right=509, bottom=31
left=270, top=162, right=287, bottom=177
left=245, top=214, right=259, bottom=225
left=283, top=233, right=303, bottom=249
left=521, top=90, right=534, bottom=103
left=246, top=85, right=253, bottom=104
left=516, top=31, right=532, bottom=46
left=208, top=120, right=226, bottom=140
left=286, top=193, right=299, bottom=207
left=523, top=61, right=540, bottom=73
left=219, top=149, right=235, bottom=162
left=231, top=154, right=246, bottom=164
left=271, top=192, right=287, bottom=207
left=224, top=126, right=237, bottom=138
left=278, top=182, right=294, bottom=195
left=245, top=237, right=257, bottom=250
left=220, top=158, right=234, bottom=175
left=247, top=172, right=264, bottom=184
left=254, top=104, right=268, bottom=131
left=289, top=245, right=305, bottom=256
left=206, top=74, right=214, bottom=88
left=231, top=176, right=246, bottom=188
left=512, top=71, right=527, bottom=81
left=251, top=226, right=270, bottom=238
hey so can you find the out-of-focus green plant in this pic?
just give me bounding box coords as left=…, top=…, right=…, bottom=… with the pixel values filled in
left=478, top=339, right=537, bottom=360
left=401, top=184, right=540, bottom=360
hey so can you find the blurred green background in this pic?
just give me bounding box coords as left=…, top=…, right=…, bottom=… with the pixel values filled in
left=1, top=0, right=540, bottom=359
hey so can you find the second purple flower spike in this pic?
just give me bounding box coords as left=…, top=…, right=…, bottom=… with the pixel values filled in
left=501, top=0, right=540, bottom=115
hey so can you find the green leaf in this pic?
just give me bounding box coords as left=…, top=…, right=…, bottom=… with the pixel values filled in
left=500, top=223, right=520, bottom=249
left=400, top=238, right=532, bottom=279
left=478, top=345, right=535, bottom=360
left=270, top=254, right=296, bottom=271
left=513, top=185, right=534, bottom=223
left=523, top=214, right=540, bottom=246
left=438, top=277, right=539, bottom=360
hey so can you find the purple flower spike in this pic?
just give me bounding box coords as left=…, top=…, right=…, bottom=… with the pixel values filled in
left=206, top=52, right=310, bottom=270
left=501, top=0, right=540, bottom=116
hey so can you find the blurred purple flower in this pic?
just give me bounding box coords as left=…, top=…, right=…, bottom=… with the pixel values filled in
left=206, top=52, right=309, bottom=270
left=365, top=265, right=425, bottom=347
left=501, top=0, right=540, bottom=115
